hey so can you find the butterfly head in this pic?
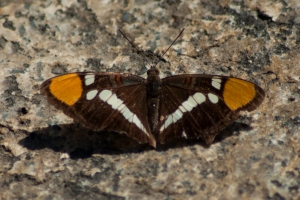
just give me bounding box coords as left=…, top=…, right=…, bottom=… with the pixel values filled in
left=146, top=66, right=161, bottom=97
left=147, top=66, right=160, bottom=76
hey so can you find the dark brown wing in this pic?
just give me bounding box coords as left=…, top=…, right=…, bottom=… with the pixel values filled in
left=158, top=74, right=265, bottom=144
left=40, top=72, right=156, bottom=147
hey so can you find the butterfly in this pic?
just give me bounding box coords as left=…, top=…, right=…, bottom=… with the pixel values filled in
left=40, top=30, right=265, bottom=148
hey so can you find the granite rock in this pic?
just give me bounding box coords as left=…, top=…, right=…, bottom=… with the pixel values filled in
left=0, top=0, right=299, bottom=199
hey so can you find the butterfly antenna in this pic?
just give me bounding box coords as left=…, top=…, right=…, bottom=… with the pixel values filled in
left=151, top=28, right=185, bottom=69
left=119, top=29, right=153, bottom=68
left=161, top=28, right=185, bottom=58
left=119, top=29, right=137, bottom=49
left=119, top=29, right=184, bottom=69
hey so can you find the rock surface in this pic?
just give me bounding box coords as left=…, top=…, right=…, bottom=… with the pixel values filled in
left=0, top=0, right=299, bottom=199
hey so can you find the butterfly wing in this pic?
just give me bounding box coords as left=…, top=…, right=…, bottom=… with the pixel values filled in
left=158, top=74, right=265, bottom=144
left=40, top=72, right=156, bottom=147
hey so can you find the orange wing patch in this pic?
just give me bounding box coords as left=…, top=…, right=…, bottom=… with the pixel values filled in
left=49, top=74, right=83, bottom=106
left=223, top=78, right=256, bottom=111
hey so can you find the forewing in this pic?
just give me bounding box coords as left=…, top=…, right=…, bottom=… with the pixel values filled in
left=40, top=72, right=156, bottom=147
left=158, top=74, right=265, bottom=144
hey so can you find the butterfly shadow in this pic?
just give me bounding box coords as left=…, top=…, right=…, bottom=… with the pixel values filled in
left=155, top=122, right=253, bottom=151
left=19, top=122, right=252, bottom=159
left=18, top=124, right=155, bottom=159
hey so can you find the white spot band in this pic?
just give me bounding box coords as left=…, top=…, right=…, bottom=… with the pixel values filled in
left=160, top=92, right=206, bottom=132
left=99, top=90, right=149, bottom=136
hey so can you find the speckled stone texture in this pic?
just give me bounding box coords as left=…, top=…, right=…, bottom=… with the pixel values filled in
left=0, top=0, right=299, bottom=199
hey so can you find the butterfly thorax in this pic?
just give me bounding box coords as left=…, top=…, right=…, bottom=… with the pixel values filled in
left=146, top=67, right=162, bottom=134
left=146, top=67, right=161, bottom=97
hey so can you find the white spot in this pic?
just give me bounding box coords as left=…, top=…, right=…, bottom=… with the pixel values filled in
left=122, top=107, right=133, bottom=120
left=172, top=115, right=179, bottom=124
left=86, top=90, right=98, bottom=100
left=212, top=78, right=222, bottom=90
left=107, top=94, right=123, bottom=109
left=164, top=116, right=173, bottom=128
left=208, top=93, right=219, bottom=103
left=128, top=115, right=134, bottom=123
left=85, top=74, right=95, bottom=86
left=117, top=104, right=126, bottom=111
left=179, top=105, right=187, bottom=113
left=182, top=131, right=187, bottom=138
left=193, top=93, right=206, bottom=104
left=160, top=126, right=165, bottom=132
left=172, top=109, right=183, bottom=120
left=182, top=96, right=198, bottom=111
left=132, top=115, right=146, bottom=133
left=99, top=90, right=112, bottom=102
left=160, top=92, right=206, bottom=132
left=132, top=115, right=139, bottom=125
